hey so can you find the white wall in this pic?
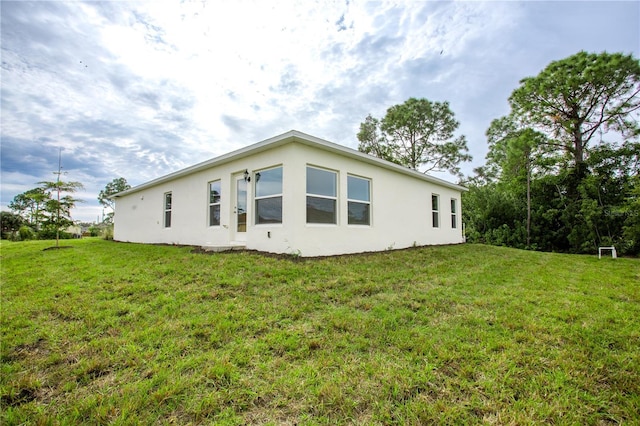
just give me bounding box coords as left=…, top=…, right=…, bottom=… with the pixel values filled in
left=114, top=141, right=464, bottom=256
left=270, top=143, right=463, bottom=256
left=114, top=144, right=296, bottom=246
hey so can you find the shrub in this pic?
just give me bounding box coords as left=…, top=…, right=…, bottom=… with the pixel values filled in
left=0, top=211, right=24, bottom=239
left=103, top=225, right=114, bottom=240
left=37, top=226, right=72, bottom=240
left=18, top=226, right=36, bottom=241
left=88, top=226, right=101, bottom=237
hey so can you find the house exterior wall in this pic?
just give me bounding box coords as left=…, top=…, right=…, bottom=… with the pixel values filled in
left=114, top=143, right=297, bottom=247
left=114, top=139, right=464, bottom=257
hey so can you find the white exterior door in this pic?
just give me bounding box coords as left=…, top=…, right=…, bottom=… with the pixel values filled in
left=232, top=174, right=248, bottom=242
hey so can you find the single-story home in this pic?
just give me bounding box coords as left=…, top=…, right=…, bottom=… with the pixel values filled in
left=112, top=130, right=467, bottom=257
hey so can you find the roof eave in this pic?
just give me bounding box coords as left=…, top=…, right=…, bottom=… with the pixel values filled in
left=112, top=130, right=467, bottom=198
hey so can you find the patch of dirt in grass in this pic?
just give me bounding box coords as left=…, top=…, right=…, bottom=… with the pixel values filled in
left=4, top=338, right=49, bottom=362
left=1, top=387, right=38, bottom=407
left=43, top=246, right=74, bottom=251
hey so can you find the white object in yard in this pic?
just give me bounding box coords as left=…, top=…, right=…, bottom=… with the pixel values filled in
left=598, top=246, right=617, bottom=259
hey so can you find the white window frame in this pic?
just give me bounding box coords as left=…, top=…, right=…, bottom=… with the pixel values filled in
left=164, top=192, right=172, bottom=228
left=306, top=166, right=338, bottom=225
left=208, top=180, right=221, bottom=227
left=254, top=166, right=283, bottom=225
left=451, top=198, right=457, bottom=229
left=431, top=194, right=439, bottom=228
left=347, top=174, right=371, bottom=226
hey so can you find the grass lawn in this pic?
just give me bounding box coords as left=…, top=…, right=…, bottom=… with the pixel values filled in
left=1, top=239, right=638, bottom=425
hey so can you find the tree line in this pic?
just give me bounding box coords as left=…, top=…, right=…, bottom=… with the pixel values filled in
left=357, top=51, right=639, bottom=255
left=2, top=180, right=83, bottom=241
left=2, top=177, right=130, bottom=241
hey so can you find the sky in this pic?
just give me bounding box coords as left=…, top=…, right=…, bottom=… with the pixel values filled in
left=1, top=0, right=639, bottom=223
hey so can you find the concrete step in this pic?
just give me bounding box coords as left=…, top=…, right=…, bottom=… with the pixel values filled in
left=200, top=243, right=246, bottom=253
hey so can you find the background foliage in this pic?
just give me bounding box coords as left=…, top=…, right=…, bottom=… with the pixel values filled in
left=464, top=51, right=640, bottom=255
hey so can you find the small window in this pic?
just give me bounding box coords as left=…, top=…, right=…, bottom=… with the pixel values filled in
left=208, top=180, right=221, bottom=226
left=347, top=175, right=371, bottom=225
left=255, top=167, right=283, bottom=224
left=164, top=192, right=172, bottom=228
left=451, top=198, right=457, bottom=229
left=432, top=194, right=439, bottom=228
left=307, top=166, right=337, bottom=224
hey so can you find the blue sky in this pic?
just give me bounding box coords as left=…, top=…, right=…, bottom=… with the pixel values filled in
left=1, top=0, right=638, bottom=222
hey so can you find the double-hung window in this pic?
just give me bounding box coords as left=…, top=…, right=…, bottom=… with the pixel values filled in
left=306, top=166, right=337, bottom=224
left=451, top=198, right=457, bottom=229
left=164, top=192, right=172, bottom=228
left=431, top=194, right=439, bottom=228
left=208, top=180, right=221, bottom=226
left=255, top=166, right=283, bottom=224
left=347, top=175, right=371, bottom=225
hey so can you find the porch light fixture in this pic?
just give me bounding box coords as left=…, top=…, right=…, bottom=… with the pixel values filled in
left=244, top=169, right=251, bottom=182
left=255, top=172, right=261, bottom=182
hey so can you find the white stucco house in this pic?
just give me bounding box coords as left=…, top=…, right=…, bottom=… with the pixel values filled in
left=113, top=130, right=467, bottom=257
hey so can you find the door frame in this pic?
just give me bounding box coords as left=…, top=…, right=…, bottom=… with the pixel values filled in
left=231, top=172, right=249, bottom=242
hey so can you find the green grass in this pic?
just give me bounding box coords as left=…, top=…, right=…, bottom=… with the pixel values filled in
left=1, top=239, right=638, bottom=425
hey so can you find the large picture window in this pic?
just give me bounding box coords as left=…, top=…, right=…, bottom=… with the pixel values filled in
left=451, top=198, right=457, bottom=229
left=164, top=192, right=172, bottom=228
left=208, top=180, right=221, bottom=226
left=255, top=166, right=283, bottom=224
left=432, top=194, right=439, bottom=228
left=347, top=175, right=371, bottom=225
left=306, top=166, right=337, bottom=224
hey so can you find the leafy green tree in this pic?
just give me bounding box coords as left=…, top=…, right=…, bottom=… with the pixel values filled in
left=357, top=98, right=472, bottom=176
left=8, top=187, right=49, bottom=231
left=98, top=177, right=131, bottom=223
left=622, top=175, right=640, bottom=253
left=0, top=211, right=24, bottom=240
left=509, top=51, right=640, bottom=172
left=483, top=116, right=550, bottom=246
left=468, top=51, right=640, bottom=255
left=462, top=183, right=528, bottom=248
left=561, top=142, right=638, bottom=253
left=357, top=114, right=398, bottom=164
left=583, top=141, right=640, bottom=253
left=39, top=180, right=83, bottom=246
